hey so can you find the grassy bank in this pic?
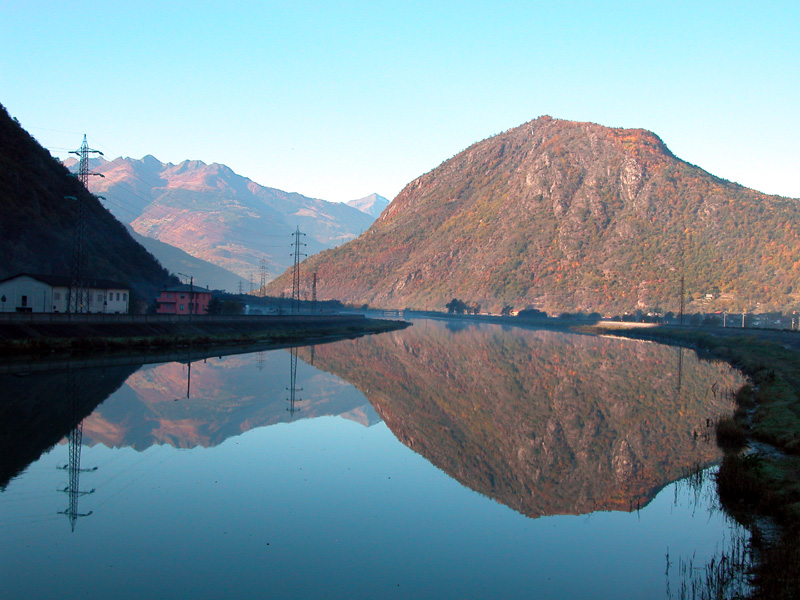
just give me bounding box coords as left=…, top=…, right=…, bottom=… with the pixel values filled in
left=583, top=324, right=800, bottom=598
left=0, top=316, right=409, bottom=360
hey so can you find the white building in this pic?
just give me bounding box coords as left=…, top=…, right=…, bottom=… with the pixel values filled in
left=0, top=273, right=130, bottom=314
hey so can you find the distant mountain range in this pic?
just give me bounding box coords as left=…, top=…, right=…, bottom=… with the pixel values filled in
left=67, top=155, right=384, bottom=290
left=267, top=116, right=800, bottom=314
left=346, top=193, right=390, bottom=218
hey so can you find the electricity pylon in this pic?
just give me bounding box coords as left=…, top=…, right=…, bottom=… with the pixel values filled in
left=67, top=135, right=104, bottom=314
left=291, top=227, right=306, bottom=315
left=259, top=257, right=267, bottom=297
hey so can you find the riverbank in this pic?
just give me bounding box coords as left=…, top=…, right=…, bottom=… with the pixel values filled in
left=0, top=313, right=410, bottom=360
left=582, top=322, right=800, bottom=598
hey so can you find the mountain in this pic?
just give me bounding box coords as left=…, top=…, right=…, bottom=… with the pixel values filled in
left=125, top=226, right=246, bottom=292
left=297, top=321, right=743, bottom=517
left=79, top=156, right=377, bottom=285
left=347, top=193, right=390, bottom=218
left=0, top=104, right=174, bottom=302
left=267, top=116, right=800, bottom=314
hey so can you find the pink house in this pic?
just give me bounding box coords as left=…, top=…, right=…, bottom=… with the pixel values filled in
left=155, top=285, right=211, bottom=315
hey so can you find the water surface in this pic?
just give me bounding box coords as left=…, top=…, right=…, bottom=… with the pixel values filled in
left=0, top=320, right=748, bottom=599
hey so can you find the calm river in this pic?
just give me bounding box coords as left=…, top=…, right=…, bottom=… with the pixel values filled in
left=0, top=319, right=750, bottom=599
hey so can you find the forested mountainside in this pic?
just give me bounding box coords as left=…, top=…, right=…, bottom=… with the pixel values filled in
left=268, top=116, right=800, bottom=314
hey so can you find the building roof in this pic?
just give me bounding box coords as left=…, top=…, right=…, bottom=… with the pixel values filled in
left=0, top=273, right=129, bottom=290
left=159, top=284, right=212, bottom=294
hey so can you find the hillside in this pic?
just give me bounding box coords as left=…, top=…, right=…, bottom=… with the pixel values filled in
left=267, top=116, right=800, bottom=314
left=80, top=156, right=377, bottom=284
left=0, top=104, right=174, bottom=302
left=126, top=226, right=246, bottom=292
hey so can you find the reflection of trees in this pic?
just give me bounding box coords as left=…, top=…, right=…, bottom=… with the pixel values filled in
left=298, top=321, right=745, bottom=518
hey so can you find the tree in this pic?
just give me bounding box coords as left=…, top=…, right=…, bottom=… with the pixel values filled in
left=517, top=308, right=547, bottom=319
left=207, top=297, right=222, bottom=315
left=501, top=304, right=513, bottom=316
left=221, top=299, right=243, bottom=315
left=446, top=298, right=468, bottom=314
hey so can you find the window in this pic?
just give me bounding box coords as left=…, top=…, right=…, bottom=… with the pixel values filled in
left=180, top=304, right=185, bottom=310
left=21, top=295, right=27, bottom=306
left=123, top=293, right=127, bottom=301
left=116, top=292, right=121, bottom=301
left=180, top=294, right=186, bottom=299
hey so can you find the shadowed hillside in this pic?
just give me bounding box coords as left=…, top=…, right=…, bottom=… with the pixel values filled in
left=0, top=104, right=174, bottom=300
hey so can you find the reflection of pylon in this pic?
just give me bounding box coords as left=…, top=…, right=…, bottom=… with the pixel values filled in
left=58, top=370, right=96, bottom=531
left=286, top=346, right=304, bottom=417
left=256, top=351, right=265, bottom=371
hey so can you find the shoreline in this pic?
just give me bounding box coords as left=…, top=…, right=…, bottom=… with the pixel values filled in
left=0, top=313, right=410, bottom=362
left=579, top=321, right=800, bottom=597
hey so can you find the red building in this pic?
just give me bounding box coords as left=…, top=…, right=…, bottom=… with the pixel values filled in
left=155, top=285, right=211, bottom=315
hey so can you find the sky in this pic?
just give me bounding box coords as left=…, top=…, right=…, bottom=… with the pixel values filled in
left=2, top=1, right=798, bottom=203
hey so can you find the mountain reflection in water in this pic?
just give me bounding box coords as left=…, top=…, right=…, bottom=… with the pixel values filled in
left=80, top=350, right=377, bottom=450
left=0, top=320, right=744, bottom=518
left=297, top=320, right=745, bottom=518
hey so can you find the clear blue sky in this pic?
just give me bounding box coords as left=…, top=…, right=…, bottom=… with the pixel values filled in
left=2, top=1, right=798, bottom=202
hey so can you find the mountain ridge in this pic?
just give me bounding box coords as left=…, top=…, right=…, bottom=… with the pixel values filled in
left=78, top=155, right=379, bottom=285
